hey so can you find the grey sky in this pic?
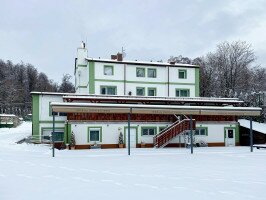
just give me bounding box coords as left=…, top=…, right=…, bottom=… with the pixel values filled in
left=1, top=0, right=266, bottom=83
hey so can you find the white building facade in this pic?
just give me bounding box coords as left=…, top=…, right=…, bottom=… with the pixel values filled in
left=30, top=45, right=261, bottom=149
left=75, top=48, right=199, bottom=98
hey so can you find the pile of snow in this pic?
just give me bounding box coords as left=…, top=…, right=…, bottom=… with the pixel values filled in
left=0, top=121, right=32, bottom=145
left=1, top=122, right=266, bottom=200
left=238, top=119, right=266, bottom=134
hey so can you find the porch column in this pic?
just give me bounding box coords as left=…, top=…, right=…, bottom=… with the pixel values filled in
left=190, top=114, right=193, bottom=154
left=127, top=108, right=132, bottom=156
left=250, top=117, right=253, bottom=152
left=52, top=112, right=55, bottom=157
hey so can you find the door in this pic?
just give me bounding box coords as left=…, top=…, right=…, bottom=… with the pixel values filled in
left=225, top=128, right=235, bottom=147
left=125, top=128, right=137, bottom=148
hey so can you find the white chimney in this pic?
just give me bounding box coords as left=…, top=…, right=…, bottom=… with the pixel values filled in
left=77, top=43, right=88, bottom=66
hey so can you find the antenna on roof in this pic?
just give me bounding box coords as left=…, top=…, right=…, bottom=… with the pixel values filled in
left=122, top=47, right=126, bottom=59
left=81, top=41, right=85, bottom=48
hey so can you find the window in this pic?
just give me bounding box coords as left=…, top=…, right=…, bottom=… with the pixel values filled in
left=136, top=68, right=145, bottom=77
left=90, top=130, right=100, bottom=141
left=159, top=126, right=167, bottom=132
left=147, top=68, right=156, bottom=78
left=100, top=86, right=117, bottom=95
left=178, top=69, right=187, bottom=79
left=195, top=127, right=208, bottom=136
left=52, top=132, right=64, bottom=142
left=104, top=65, right=114, bottom=75
left=88, top=127, right=102, bottom=142
left=176, top=89, right=190, bottom=97
left=142, top=127, right=157, bottom=136
left=136, top=87, right=145, bottom=96
left=228, top=129, right=234, bottom=138
left=148, top=88, right=156, bottom=96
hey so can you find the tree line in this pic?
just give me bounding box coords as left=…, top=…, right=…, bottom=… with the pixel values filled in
left=169, top=41, right=266, bottom=121
left=1, top=40, right=265, bottom=121
left=0, top=60, right=74, bottom=117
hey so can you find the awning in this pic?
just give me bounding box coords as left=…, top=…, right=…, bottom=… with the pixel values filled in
left=50, top=102, right=262, bottom=116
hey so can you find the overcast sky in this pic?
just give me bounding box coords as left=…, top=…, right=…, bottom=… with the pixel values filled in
left=1, top=0, right=266, bottom=83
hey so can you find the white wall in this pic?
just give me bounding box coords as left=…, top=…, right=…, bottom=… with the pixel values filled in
left=70, top=121, right=237, bottom=146
left=169, top=67, right=195, bottom=84
left=70, top=122, right=170, bottom=145
left=91, top=62, right=196, bottom=97
left=196, top=122, right=237, bottom=143
left=39, top=95, right=66, bottom=122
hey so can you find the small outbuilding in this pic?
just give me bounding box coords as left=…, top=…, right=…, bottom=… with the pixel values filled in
left=238, top=119, right=266, bottom=145
left=0, top=114, right=21, bottom=128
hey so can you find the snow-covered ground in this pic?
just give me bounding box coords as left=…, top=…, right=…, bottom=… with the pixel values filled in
left=1, top=122, right=266, bottom=200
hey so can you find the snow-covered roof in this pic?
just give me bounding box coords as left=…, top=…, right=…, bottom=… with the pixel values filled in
left=86, top=58, right=198, bottom=68
left=50, top=102, right=261, bottom=116
left=238, top=119, right=266, bottom=134
left=0, top=114, right=16, bottom=117
left=63, top=94, right=242, bottom=104
left=31, top=91, right=76, bottom=96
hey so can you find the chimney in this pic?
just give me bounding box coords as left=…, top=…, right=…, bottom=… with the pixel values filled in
left=77, top=43, right=88, bottom=66
left=170, top=61, right=176, bottom=65
left=111, top=55, right=117, bottom=60
left=117, top=53, right=123, bottom=61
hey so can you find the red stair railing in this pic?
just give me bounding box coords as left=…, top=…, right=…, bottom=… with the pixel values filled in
left=153, top=119, right=196, bottom=148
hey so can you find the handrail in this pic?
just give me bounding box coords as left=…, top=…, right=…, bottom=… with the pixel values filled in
left=153, top=119, right=196, bottom=148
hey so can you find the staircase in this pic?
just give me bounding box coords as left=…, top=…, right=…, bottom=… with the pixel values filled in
left=153, top=118, right=196, bottom=148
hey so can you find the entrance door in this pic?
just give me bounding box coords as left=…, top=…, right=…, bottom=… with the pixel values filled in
left=125, top=128, right=137, bottom=148
left=225, top=128, right=235, bottom=147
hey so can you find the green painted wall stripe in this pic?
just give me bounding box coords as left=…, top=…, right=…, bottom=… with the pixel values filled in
left=67, top=124, right=71, bottom=144
left=89, top=61, right=95, bottom=94
left=195, top=68, right=200, bottom=97
left=32, top=94, right=40, bottom=137
left=64, top=123, right=71, bottom=144
left=94, top=78, right=195, bottom=85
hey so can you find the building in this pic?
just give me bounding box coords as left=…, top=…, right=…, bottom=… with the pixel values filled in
left=31, top=44, right=261, bottom=149
left=75, top=47, right=199, bottom=97
left=238, top=119, right=266, bottom=145
left=0, top=114, right=21, bottom=128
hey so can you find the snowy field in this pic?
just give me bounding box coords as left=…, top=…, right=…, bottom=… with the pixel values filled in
left=1, top=122, right=266, bottom=200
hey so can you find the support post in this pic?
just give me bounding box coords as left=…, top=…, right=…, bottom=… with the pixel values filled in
left=250, top=117, right=253, bottom=152
left=66, top=120, right=69, bottom=145
left=52, top=112, right=55, bottom=157
left=127, top=108, right=132, bottom=156
left=190, top=114, right=193, bottom=154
